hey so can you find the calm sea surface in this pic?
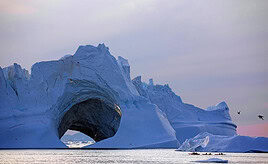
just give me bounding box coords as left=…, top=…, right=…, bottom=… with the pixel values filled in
left=0, top=149, right=267, bottom=164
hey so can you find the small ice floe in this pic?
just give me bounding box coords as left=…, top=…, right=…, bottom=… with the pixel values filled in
left=194, top=158, right=228, bottom=163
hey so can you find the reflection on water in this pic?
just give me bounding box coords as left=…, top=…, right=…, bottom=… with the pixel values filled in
left=0, top=149, right=268, bottom=164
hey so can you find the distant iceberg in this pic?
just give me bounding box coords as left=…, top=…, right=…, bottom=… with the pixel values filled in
left=177, top=132, right=268, bottom=152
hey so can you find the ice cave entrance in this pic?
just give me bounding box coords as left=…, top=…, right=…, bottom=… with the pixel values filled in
left=58, top=98, right=121, bottom=148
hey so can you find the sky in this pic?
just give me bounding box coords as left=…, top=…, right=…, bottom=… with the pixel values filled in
left=0, top=0, right=267, bottom=137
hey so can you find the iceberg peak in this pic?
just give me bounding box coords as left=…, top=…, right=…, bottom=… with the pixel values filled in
left=117, top=56, right=130, bottom=67
left=3, top=63, right=30, bottom=81
left=206, top=101, right=229, bottom=111
left=97, top=43, right=109, bottom=51
left=216, top=101, right=228, bottom=109
left=74, top=44, right=110, bottom=57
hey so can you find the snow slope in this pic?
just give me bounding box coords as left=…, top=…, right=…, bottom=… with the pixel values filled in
left=177, top=132, right=268, bottom=152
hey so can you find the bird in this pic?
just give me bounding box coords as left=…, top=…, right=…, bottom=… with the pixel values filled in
left=258, top=115, right=264, bottom=120
left=237, top=111, right=241, bottom=115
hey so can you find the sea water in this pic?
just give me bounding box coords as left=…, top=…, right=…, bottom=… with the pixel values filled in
left=0, top=149, right=267, bottom=164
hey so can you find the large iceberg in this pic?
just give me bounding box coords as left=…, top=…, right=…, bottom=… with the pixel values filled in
left=0, top=43, right=239, bottom=149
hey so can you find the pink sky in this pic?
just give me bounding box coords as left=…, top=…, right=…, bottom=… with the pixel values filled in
left=237, top=122, right=268, bottom=137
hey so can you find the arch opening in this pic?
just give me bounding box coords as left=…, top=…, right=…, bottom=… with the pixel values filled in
left=61, top=130, right=95, bottom=148
left=58, top=98, right=121, bottom=144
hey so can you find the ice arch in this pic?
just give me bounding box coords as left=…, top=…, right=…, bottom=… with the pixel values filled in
left=56, top=79, right=122, bottom=143
left=58, top=98, right=121, bottom=142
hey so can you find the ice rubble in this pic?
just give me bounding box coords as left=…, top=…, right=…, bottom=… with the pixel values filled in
left=177, top=132, right=268, bottom=152
left=0, top=43, right=264, bottom=151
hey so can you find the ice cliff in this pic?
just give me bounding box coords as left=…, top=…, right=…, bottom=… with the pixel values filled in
left=0, top=43, right=242, bottom=149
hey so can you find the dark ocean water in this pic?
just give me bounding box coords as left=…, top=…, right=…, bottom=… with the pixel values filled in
left=0, top=149, right=267, bottom=164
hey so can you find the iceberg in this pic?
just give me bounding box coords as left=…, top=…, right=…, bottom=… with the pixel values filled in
left=177, top=132, right=268, bottom=152
left=0, top=43, right=244, bottom=149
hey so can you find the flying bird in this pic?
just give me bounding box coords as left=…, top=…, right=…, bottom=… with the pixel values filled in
left=258, top=115, right=264, bottom=120
left=237, top=111, right=241, bottom=115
